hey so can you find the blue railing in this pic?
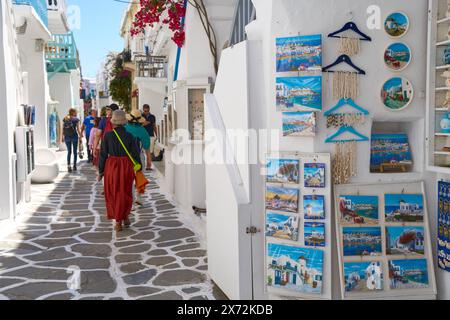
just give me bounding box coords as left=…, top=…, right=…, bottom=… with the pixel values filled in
left=46, top=32, right=79, bottom=70
left=13, top=0, right=48, bottom=27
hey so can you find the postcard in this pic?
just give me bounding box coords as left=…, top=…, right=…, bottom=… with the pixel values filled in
left=266, top=212, right=300, bottom=242
left=385, top=194, right=424, bottom=223
left=282, top=112, right=316, bottom=137
left=276, top=34, right=322, bottom=72
left=276, top=76, right=322, bottom=112
left=304, top=222, right=325, bottom=247
left=339, top=195, right=379, bottom=225
left=266, top=159, right=300, bottom=184
left=344, top=262, right=384, bottom=292
left=266, top=186, right=299, bottom=213
left=343, top=227, right=382, bottom=257
left=267, top=243, right=323, bottom=294
left=304, top=195, right=325, bottom=220
left=389, top=259, right=429, bottom=290
left=386, top=226, right=425, bottom=255
left=304, top=163, right=325, bottom=188
left=370, top=133, right=413, bottom=173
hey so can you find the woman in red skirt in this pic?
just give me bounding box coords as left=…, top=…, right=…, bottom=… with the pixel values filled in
left=98, top=110, right=142, bottom=232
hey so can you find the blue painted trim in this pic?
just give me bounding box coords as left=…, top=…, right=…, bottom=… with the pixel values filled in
left=173, top=0, right=188, bottom=82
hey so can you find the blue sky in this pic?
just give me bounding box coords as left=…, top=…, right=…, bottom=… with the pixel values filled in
left=67, top=0, right=129, bottom=78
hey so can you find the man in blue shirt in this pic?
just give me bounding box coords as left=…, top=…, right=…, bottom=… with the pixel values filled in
left=81, top=110, right=96, bottom=163
left=142, top=104, right=157, bottom=170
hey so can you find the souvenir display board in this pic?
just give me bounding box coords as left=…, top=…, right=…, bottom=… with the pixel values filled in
left=265, top=152, right=332, bottom=300
left=188, top=88, right=206, bottom=141
left=438, top=180, right=450, bottom=272
left=334, top=181, right=437, bottom=300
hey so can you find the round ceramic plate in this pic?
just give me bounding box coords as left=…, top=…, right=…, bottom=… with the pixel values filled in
left=384, top=12, right=410, bottom=38
left=384, top=43, right=412, bottom=71
left=380, top=77, right=414, bottom=111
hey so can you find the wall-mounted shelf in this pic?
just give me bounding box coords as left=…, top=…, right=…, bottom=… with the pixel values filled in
left=426, top=0, right=450, bottom=174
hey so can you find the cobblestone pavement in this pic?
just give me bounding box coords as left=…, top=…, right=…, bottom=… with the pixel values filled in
left=0, top=163, right=226, bottom=300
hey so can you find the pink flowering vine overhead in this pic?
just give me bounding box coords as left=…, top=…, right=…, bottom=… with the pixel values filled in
left=131, top=0, right=187, bottom=47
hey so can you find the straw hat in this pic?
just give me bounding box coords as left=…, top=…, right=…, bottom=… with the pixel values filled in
left=126, top=109, right=146, bottom=124
left=111, top=110, right=127, bottom=126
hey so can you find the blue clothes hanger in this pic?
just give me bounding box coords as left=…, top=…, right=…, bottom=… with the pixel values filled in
left=328, top=22, right=372, bottom=41
left=325, top=126, right=369, bottom=143
left=322, top=54, right=366, bottom=75
left=324, top=98, right=370, bottom=116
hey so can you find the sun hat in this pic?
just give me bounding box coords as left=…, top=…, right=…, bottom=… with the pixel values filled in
left=111, top=110, right=127, bottom=126
left=126, top=109, right=146, bottom=124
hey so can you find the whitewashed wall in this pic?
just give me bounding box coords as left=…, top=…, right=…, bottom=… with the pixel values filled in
left=17, top=37, right=49, bottom=148
left=49, top=72, right=75, bottom=124
left=0, top=0, right=24, bottom=220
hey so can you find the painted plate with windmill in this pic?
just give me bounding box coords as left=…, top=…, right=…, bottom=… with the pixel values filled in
left=381, top=77, right=414, bottom=111
left=384, top=12, right=410, bottom=38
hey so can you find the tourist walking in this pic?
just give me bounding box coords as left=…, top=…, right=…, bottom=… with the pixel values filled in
left=98, top=110, right=142, bottom=232
left=62, top=108, right=82, bottom=172
left=81, top=110, right=96, bottom=163
left=125, top=110, right=151, bottom=206
left=142, top=104, right=158, bottom=170
left=89, top=117, right=101, bottom=167
left=93, top=103, right=119, bottom=158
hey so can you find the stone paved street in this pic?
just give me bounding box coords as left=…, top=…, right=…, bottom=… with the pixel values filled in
left=0, top=163, right=226, bottom=300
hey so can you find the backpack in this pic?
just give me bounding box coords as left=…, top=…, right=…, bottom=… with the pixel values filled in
left=63, top=118, right=76, bottom=138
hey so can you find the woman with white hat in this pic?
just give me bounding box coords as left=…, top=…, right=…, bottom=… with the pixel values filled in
left=98, top=110, right=142, bottom=232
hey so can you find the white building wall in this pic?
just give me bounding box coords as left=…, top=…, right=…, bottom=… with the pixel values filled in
left=49, top=72, right=74, bottom=123
left=0, top=0, right=24, bottom=220
left=17, top=37, right=49, bottom=147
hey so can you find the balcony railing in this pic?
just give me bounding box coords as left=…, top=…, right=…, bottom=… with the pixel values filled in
left=229, top=0, right=256, bottom=46
left=45, top=32, right=79, bottom=71
left=136, top=55, right=167, bottom=78
left=13, top=0, right=48, bottom=27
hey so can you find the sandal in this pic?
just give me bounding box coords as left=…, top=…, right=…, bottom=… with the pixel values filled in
left=124, top=219, right=131, bottom=228
left=115, top=222, right=123, bottom=232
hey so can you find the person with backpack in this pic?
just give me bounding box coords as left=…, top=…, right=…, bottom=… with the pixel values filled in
left=98, top=110, right=142, bottom=233
left=62, top=108, right=82, bottom=172
left=93, top=103, right=119, bottom=159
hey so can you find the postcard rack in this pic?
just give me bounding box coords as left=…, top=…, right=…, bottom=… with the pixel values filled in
left=334, top=181, right=437, bottom=300
left=264, top=152, right=332, bottom=300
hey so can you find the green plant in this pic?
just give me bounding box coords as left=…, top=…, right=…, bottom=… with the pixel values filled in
left=109, top=54, right=132, bottom=112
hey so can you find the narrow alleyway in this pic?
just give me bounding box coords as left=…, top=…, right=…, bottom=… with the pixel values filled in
left=0, top=162, right=225, bottom=300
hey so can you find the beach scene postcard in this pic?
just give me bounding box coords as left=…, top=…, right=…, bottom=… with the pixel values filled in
left=343, top=227, right=382, bottom=257
left=385, top=194, right=424, bottom=223
left=276, top=34, right=322, bottom=72
left=339, top=195, right=379, bottom=225
left=276, top=76, right=322, bottom=112
left=266, top=212, right=300, bottom=242
left=344, top=262, right=384, bottom=293
left=267, top=243, right=323, bottom=294
left=386, top=226, right=425, bottom=255
left=266, top=159, right=300, bottom=184
left=389, top=259, right=429, bottom=290
left=304, top=195, right=325, bottom=220
left=282, top=112, right=316, bottom=137
left=304, top=222, right=325, bottom=247
left=266, top=186, right=299, bottom=213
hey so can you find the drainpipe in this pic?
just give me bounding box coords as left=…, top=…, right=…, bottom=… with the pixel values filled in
left=173, top=0, right=188, bottom=82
